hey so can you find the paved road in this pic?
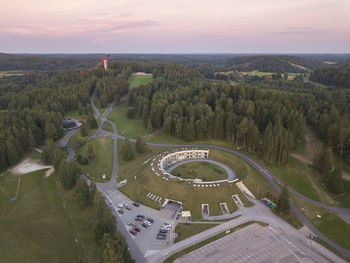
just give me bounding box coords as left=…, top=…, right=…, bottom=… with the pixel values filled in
left=167, top=159, right=237, bottom=181
left=59, top=128, right=80, bottom=160
left=61, top=96, right=350, bottom=262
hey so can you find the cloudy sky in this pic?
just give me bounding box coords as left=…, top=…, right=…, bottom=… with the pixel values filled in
left=1, top=0, right=350, bottom=53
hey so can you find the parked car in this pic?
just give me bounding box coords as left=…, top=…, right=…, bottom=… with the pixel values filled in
left=159, top=228, right=168, bottom=233
left=158, top=231, right=166, bottom=236
left=147, top=218, right=154, bottom=223
left=118, top=203, right=124, bottom=208
left=135, top=217, right=143, bottom=221
left=157, top=234, right=166, bottom=240
left=137, top=214, right=145, bottom=219
left=117, top=210, right=124, bottom=214
left=144, top=220, right=152, bottom=226
left=127, top=222, right=136, bottom=227
left=129, top=229, right=137, bottom=236
left=122, top=201, right=128, bottom=207
left=133, top=202, right=140, bottom=207
left=142, top=223, right=149, bottom=228
left=134, top=227, right=141, bottom=232
left=125, top=206, right=132, bottom=211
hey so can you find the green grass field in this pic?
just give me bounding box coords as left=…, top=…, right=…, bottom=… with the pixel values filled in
left=108, top=106, right=148, bottom=139
left=77, top=137, right=114, bottom=182
left=0, top=170, right=99, bottom=262
left=128, top=73, right=153, bottom=89
left=172, top=162, right=227, bottom=181
left=291, top=193, right=350, bottom=251
left=117, top=145, right=252, bottom=220
left=175, top=223, right=217, bottom=243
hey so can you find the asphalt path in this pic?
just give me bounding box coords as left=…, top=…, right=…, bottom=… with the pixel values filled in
left=61, top=96, right=350, bottom=261
left=167, top=159, right=237, bottom=181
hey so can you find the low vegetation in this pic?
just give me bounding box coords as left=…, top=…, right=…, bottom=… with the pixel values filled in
left=128, top=73, right=153, bottom=89
left=174, top=223, right=217, bottom=243
left=77, top=137, right=114, bottom=182
left=172, top=162, right=227, bottom=181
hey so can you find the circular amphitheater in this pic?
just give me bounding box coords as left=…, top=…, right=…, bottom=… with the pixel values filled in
left=149, top=148, right=238, bottom=186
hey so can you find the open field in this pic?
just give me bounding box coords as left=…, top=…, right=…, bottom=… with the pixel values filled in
left=68, top=128, right=97, bottom=146
left=78, top=137, right=113, bottom=182
left=291, top=193, right=350, bottom=251
left=0, top=70, right=26, bottom=78
left=117, top=145, right=252, bottom=220
left=0, top=170, right=99, bottom=262
left=172, top=162, right=227, bottom=181
left=128, top=73, right=153, bottom=89
left=242, top=71, right=298, bottom=80
left=174, top=223, right=217, bottom=243
left=108, top=106, right=148, bottom=139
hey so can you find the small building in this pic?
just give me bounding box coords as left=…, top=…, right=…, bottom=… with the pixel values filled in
left=181, top=210, right=192, bottom=221
left=63, top=119, right=77, bottom=129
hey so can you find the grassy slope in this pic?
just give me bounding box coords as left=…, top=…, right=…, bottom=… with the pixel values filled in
left=175, top=223, right=217, bottom=243
left=78, top=137, right=114, bottom=182
left=0, top=170, right=99, bottom=262
left=108, top=106, right=148, bottom=139
left=172, top=162, right=227, bottom=181
left=128, top=73, right=153, bottom=89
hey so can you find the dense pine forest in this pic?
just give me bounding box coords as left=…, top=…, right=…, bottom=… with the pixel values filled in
left=311, top=64, right=350, bottom=88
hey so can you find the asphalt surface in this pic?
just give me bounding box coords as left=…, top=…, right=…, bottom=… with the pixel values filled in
left=60, top=96, right=350, bottom=262
left=167, top=159, right=237, bottom=182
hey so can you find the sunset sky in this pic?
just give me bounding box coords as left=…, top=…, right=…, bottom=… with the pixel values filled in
left=1, top=0, right=350, bottom=53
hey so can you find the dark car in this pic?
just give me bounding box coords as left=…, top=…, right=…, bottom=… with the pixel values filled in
left=157, top=234, right=166, bottom=240
left=117, top=210, right=124, bottom=214
left=125, top=206, right=132, bottom=211
left=134, top=227, right=141, bottom=232
left=135, top=217, right=143, bottom=221
left=159, top=229, right=168, bottom=233
left=133, top=202, right=140, bottom=207
left=158, top=231, right=166, bottom=236
left=147, top=218, right=154, bottom=223
left=137, top=214, right=145, bottom=219
left=129, top=229, right=137, bottom=236
left=142, top=223, right=149, bottom=228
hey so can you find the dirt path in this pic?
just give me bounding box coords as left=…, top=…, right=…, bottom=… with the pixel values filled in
left=343, top=172, right=350, bottom=182
left=144, top=128, right=163, bottom=141
left=292, top=153, right=312, bottom=165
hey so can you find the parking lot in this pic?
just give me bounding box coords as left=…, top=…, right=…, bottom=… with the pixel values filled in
left=104, top=190, right=174, bottom=258
left=174, top=223, right=310, bottom=263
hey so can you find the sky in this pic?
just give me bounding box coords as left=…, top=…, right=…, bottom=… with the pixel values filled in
left=1, top=0, right=350, bottom=53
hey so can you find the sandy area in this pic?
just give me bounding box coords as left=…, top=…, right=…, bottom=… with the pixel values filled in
left=135, top=72, right=151, bottom=75
left=343, top=172, right=350, bottom=182
left=11, top=158, right=53, bottom=175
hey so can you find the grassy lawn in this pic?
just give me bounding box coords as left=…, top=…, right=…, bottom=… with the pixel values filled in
left=175, top=223, right=217, bottom=243
left=128, top=73, right=153, bottom=89
left=268, top=157, right=320, bottom=201
left=172, top=162, right=227, bottom=181
left=0, top=170, right=99, bottom=263
left=102, top=121, right=113, bottom=132
left=291, top=193, right=350, bottom=251
left=209, top=149, right=279, bottom=200
left=78, top=137, right=114, bottom=182
left=68, top=128, right=97, bottom=146
left=108, top=106, right=148, bottom=139
left=243, top=71, right=298, bottom=80
left=117, top=145, right=252, bottom=220
left=164, top=222, right=266, bottom=263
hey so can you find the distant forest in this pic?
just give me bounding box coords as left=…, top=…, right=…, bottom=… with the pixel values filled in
left=1, top=54, right=350, bottom=172
left=311, top=64, right=350, bottom=88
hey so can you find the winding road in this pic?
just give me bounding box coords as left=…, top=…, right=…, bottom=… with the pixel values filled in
left=60, top=95, right=350, bottom=262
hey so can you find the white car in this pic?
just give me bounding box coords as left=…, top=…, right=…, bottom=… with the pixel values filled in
left=122, top=201, right=128, bottom=207
left=118, top=203, right=124, bottom=208
left=144, top=220, right=152, bottom=226
left=162, top=223, right=172, bottom=229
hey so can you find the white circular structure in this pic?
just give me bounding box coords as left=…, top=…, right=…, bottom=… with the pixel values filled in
left=154, top=148, right=238, bottom=184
